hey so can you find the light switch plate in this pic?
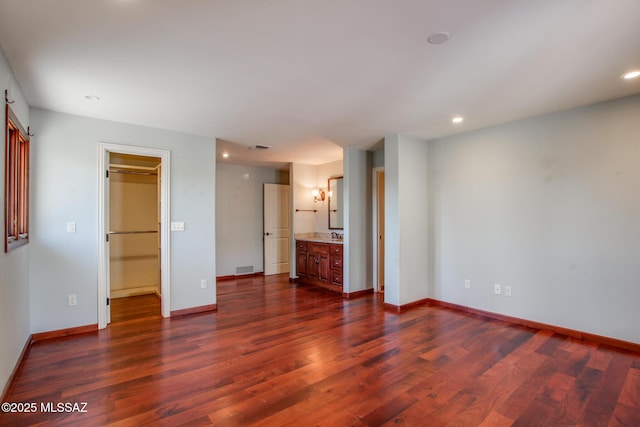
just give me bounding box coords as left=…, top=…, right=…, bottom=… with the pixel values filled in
left=171, top=222, right=185, bottom=232
left=66, top=222, right=76, bottom=233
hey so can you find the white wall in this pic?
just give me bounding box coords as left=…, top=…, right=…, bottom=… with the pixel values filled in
left=316, top=160, right=343, bottom=233
left=384, top=135, right=401, bottom=305
left=29, top=109, right=216, bottom=333
left=0, top=49, right=31, bottom=394
left=291, top=163, right=319, bottom=236
left=344, top=148, right=371, bottom=293
left=384, top=135, right=429, bottom=306
left=428, top=94, right=640, bottom=344
left=216, top=163, right=286, bottom=276
left=372, top=147, right=384, bottom=168
left=291, top=161, right=344, bottom=235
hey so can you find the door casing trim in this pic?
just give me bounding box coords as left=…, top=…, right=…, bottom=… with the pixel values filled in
left=97, top=142, right=171, bottom=328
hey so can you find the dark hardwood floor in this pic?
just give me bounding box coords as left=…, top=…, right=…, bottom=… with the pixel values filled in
left=110, top=294, right=161, bottom=324
left=2, top=274, right=639, bottom=426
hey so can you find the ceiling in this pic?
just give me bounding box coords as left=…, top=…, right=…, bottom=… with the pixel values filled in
left=1, top=0, right=639, bottom=168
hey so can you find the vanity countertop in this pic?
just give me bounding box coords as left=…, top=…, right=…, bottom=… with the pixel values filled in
left=296, top=237, right=344, bottom=244
left=295, top=233, right=344, bottom=244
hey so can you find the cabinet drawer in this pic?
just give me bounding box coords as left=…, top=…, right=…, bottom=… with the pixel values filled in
left=308, top=242, right=330, bottom=255
left=331, top=257, right=343, bottom=269
left=296, top=240, right=307, bottom=250
left=330, top=244, right=343, bottom=256
left=331, top=272, right=343, bottom=285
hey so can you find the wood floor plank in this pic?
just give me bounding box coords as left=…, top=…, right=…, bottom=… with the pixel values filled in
left=616, top=367, right=640, bottom=409
left=476, top=410, right=514, bottom=427
left=581, top=349, right=636, bottom=425
left=445, top=348, right=548, bottom=425
left=609, top=367, right=640, bottom=426
left=360, top=392, right=418, bottom=426
left=1, top=274, right=639, bottom=426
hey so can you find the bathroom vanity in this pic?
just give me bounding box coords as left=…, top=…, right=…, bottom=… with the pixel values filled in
left=296, top=238, right=343, bottom=293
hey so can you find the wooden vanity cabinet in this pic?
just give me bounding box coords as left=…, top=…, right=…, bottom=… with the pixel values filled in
left=307, top=243, right=330, bottom=283
left=296, top=240, right=343, bottom=293
left=296, top=241, right=308, bottom=277
left=329, top=244, right=343, bottom=287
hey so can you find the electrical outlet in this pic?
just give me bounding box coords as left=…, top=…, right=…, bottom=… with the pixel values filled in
left=505, top=285, right=512, bottom=297
left=201, top=279, right=207, bottom=289
left=464, top=279, right=471, bottom=290
left=68, top=294, right=77, bottom=306
left=494, top=284, right=501, bottom=295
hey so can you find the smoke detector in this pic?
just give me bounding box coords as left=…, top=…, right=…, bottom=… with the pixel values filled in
left=427, top=31, right=450, bottom=45
left=248, top=144, right=271, bottom=150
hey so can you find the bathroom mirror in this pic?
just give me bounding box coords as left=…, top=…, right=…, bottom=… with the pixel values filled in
left=328, top=176, right=343, bottom=230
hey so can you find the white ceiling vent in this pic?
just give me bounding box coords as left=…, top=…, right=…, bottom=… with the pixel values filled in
left=248, top=144, right=271, bottom=150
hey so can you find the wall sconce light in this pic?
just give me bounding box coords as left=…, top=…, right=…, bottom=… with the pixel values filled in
left=312, top=188, right=326, bottom=203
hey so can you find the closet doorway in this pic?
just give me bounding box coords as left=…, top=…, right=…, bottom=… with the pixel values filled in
left=109, top=153, right=161, bottom=322
left=98, top=143, right=171, bottom=329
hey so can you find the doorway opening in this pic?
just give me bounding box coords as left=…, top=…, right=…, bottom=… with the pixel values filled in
left=98, top=143, right=171, bottom=329
left=372, top=167, right=385, bottom=293
left=109, top=153, right=161, bottom=322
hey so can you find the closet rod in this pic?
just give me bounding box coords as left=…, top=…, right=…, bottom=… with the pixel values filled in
left=109, top=230, right=158, bottom=235
left=109, top=169, right=157, bottom=176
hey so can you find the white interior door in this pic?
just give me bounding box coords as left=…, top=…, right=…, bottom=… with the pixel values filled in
left=264, top=183, right=290, bottom=275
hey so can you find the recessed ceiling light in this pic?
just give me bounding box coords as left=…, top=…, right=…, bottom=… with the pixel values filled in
left=427, top=31, right=450, bottom=45
left=84, top=95, right=100, bottom=101
left=622, top=70, right=640, bottom=80
left=222, top=152, right=229, bottom=158
left=452, top=116, right=464, bottom=124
